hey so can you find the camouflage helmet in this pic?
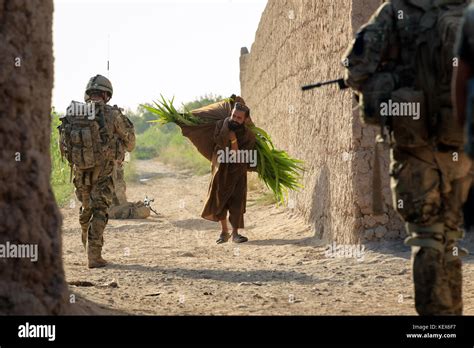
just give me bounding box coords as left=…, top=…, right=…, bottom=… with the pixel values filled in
left=85, top=74, right=113, bottom=101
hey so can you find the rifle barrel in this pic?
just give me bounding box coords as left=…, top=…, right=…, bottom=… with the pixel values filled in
left=301, top=78, right=346, bottom=91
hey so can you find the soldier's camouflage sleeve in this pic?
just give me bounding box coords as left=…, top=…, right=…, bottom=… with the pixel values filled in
left=342, top=2, right=395, bottom=91
left=114, top=110, right=136, bottom=152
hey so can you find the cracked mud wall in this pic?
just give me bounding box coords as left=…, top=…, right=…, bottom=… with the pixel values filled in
left=240, top=0, right=404, bottom=243
left=0, top=0, right=68, bottom=314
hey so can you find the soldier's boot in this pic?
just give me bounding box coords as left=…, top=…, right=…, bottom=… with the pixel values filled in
left=87, top=246, right=108, bottom=269
left=405, top=223, right=454, bottom=315
left=444, top=229, right=469, bottom=315
left=412, top=247, right=453, bottom=315
left=87, top=213, right=108, bottom=268
left=445, top=258, right=463, bottom=315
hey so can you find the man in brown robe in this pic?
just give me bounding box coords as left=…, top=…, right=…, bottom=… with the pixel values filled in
left=201, top=102, right=256, bottom=244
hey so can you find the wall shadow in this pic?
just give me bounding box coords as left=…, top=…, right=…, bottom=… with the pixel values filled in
left=309, top=165, right=331, bottom=241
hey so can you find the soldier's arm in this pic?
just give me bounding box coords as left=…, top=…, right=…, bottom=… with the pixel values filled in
left=114, top=110, right=136, bottom=152
left=342, top=2, right=396, bottom=91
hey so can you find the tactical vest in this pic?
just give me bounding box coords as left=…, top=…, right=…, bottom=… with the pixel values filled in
left=59, top=101, right=124, bottom=171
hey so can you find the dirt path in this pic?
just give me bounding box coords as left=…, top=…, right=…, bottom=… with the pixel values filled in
left=61, top=159, right=474, bottom=315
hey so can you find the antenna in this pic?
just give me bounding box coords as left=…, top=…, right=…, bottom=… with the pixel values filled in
left=107, top=34, right=110, bottom=78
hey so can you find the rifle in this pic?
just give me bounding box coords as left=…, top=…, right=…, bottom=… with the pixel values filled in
left=301, top=78, right=348, bottom=91
left=144, top=196, right=159, bottom=216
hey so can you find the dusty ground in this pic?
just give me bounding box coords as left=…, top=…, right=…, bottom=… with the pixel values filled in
left=61, top=159, right=474, bottom=315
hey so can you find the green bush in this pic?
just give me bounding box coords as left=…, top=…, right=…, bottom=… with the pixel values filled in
left=159, top=131, right=210, bottom=175
left=134, top=125, right=172, bottom=159
left=134, top=123, right=210, bottom=175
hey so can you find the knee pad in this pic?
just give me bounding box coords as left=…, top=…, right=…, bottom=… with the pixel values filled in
left=445, top=228, right=469, bottom=261
left=404, top=223, right=445, bottom=253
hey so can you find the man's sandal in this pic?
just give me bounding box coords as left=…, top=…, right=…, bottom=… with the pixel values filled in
left=216, top=232, right=231, bottom=244
left=232, top=234, right=248, bottom=243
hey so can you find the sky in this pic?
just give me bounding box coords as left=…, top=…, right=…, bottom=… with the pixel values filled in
left=52, top=0, right=267, bottom=113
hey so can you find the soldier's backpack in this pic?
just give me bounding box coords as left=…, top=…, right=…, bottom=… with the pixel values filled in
left=59, top=101, right=110, bottom=170
left=416, top=1, right=468, bottom=147
left=108, top=201, right=151, bottom=219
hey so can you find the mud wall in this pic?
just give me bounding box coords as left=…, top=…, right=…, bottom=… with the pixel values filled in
left=240, top=0, right=404, bottom=243
left=0, top=0, right=68, bottom=314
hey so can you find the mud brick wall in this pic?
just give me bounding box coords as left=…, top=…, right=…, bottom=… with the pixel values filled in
left=240, top=0, right=404, bottom=243
left=0, top=0, right=69, bottom=313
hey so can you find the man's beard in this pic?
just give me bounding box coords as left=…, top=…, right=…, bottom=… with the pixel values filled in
left=228, top=120, right=243, bottom=131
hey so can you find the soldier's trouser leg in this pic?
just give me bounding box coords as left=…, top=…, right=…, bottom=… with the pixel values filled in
left=441, top=168, right=472, bottom=315
left=392, top=147, right=472, bottom=315
left=445, top=256, right=463, bottom=315
left=87, top=176, right=114, bottom=258
left=75, top=184, right=92, bottom=250
left=391, top=147, right=452, bottom=315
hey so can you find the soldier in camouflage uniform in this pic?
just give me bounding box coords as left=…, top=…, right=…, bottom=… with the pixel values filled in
left=453, top=3, right=474, bottom=233
left=108, top=162, right=151, bottom=219
left=453, top=3, right=474, bottom=127
left=343, top=0, right=472, bottom=315
left=61, top=75, right=135, bottom=268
